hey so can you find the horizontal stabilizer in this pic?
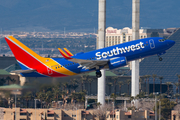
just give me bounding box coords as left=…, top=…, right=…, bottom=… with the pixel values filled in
left=58, top=48, right=72, bottom=59
left=64, top=48, right=73, bottom=56
left=10, top=69, right=36, bottom=74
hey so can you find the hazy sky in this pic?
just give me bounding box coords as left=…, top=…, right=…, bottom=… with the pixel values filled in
left=0, top=0, right=179, bottom=32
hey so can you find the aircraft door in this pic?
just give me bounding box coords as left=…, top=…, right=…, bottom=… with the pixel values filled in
left=149, top=39, right=155, bottom=49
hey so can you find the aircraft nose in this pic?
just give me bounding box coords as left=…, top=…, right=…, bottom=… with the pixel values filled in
left=167, top=40, right=175, bottom=46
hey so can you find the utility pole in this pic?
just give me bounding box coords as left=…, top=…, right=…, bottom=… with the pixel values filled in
left=155, top=94, right=157, bottom=120
left=159, top=100, right=161, bottom=120
left=97, top=0, right=106, bottom=105
left=112, top=102, right=114, bottom=120
left=131, top=0, right=140, bottom=107
left=14, top=89, right=19, bottom=120
left=34, top=99, right=38, bottom=120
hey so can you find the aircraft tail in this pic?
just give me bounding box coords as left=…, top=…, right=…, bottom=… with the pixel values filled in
left=5, top=36, right=45, bottom=70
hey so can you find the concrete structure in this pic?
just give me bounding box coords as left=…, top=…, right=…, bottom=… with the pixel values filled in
left=131, top=0, right=140, bottom=99
left=0, top=107, right=4, bottom=120
left=3, top=108, right=156, bottom=120
left=97, top=0, right=106, bottom=105
left=172, top=110, right=180, bottom=120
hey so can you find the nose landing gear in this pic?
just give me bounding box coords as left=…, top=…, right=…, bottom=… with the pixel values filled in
left=159, top=57, right=163, bottom=61
left=96, top=70, right=102, bottom=78
left=157, top=52, right=165, bottom=61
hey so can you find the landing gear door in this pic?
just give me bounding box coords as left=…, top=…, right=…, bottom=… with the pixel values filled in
left=149, top=39, right=155, bottom=49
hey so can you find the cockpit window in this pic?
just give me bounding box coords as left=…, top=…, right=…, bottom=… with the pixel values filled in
left=159, top=39, right=166, bottom=42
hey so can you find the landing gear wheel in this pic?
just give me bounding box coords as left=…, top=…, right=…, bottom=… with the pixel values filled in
left=159, top=57, right=163, bottom=61
left=96, top=71, right=102, bottom=78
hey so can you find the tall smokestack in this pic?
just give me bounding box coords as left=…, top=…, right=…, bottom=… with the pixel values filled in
left=131, top=0, right=140, bottom=98
left=97, top=0, right=106, bottom=105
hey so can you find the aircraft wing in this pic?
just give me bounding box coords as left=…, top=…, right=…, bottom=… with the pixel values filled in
left=58, top=48, right=108, bottom=69
left=10, top=69, right=36, bottom=74
left=68, top=58, right=108, bottom=69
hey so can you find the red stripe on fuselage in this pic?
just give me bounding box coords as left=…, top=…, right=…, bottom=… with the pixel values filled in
left=5, top=38, right=67, bottom=77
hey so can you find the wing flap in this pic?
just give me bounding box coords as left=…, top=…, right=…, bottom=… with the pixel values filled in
left=68, top=58, right=108, bottom=69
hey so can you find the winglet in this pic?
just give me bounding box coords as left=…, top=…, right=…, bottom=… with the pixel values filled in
left=58, top=48, right=72, bottom=59
left=64, top=48, right=73, bottom=56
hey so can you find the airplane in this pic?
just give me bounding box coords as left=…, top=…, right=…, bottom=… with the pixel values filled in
left=5, top=36, right=175, bottom=78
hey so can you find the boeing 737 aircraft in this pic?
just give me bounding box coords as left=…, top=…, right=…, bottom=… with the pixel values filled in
left=5, top=36, right=175, bottom=78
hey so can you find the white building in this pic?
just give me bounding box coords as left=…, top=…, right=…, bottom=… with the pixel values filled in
left=105, top=27, right=147, bottom=47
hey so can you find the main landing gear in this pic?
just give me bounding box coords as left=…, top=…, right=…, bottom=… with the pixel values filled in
left=96, top=70, right=102, bottom=78
left=159, top=57, right=163, bottom=61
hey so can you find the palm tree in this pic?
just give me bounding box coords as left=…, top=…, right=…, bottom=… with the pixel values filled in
left=36, top=91, right=45, bottom=108
left=23, top=91, right=34, bottom=108
left=112, top=76, right=119, bottom=94
left=62, top=82, right=69, bottom=94
left=107, top=82, right=113, bottom=95
left=152, top=74, right=157, bottom=93
left=118, top=81, right=123, bottom=96
left=69, top=92, right=77, bottom=104
left=126, top=79, right=131, bottom=96
left=71, top=78, right=79, bottom=93
left=80, top=75, right=89, bottom=92
left=177, top=74, right=180, bottom=94
left=5, top=76, right=12, bottom=85
left=166, top=82, right=172, bottom=96
left=159, top=76, right=164, bottom=94
left=87, top=78, right=94, bottom=95
left=67, top=84, right=72, bottom=94
left=4, top=91, right=11, bottom=108
left=146, top=75, right=151, bottom=95
left=110, top=93, right=117, bottom=103
left=45, top=91, right=53, bottom=108
left=173, top=82, right=179, bottom=94
left=0, top=78, right=6, bottom=86
left=53, top=86, right=61, bottom=101
left=61, top=91, right=67, bottom=108
left=11, top=78, right=16, bottom=84
left=139, top=77, right=143, bottom=92
left=143, top=75, right=147, bottom=94
left=174, top=93, right=180, bottom=103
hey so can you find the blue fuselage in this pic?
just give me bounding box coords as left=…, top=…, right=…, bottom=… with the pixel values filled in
left=52, top=37, right=175, bottom=74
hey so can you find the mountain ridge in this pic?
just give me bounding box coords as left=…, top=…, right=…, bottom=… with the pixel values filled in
left=0, top=0, right=179, bottom=32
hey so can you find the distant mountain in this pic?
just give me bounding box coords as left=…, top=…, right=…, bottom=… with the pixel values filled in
left=0, top=0, right=179, bottom=32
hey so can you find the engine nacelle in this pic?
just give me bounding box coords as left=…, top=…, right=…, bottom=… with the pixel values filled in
left=108, top=57, right=127, bottom=70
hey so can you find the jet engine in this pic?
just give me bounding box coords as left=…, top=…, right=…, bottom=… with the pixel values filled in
left=108, top=57, right=127, bottom=69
